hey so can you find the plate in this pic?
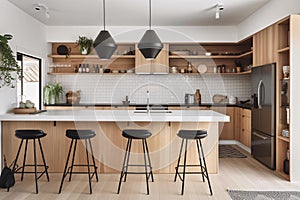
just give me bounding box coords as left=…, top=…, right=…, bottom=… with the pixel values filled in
left=197, top=64, right=207, bottom=74
left=57, top=45, right=69, bottom=55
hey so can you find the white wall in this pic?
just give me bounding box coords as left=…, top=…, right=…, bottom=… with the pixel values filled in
left=237, top=0, right=300, bottom=40
left=46, top=26, right=238, bottom=43
left=0, top=0, right=47, bottom=114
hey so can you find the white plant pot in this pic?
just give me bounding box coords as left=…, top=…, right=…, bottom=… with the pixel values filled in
left=81, top=48, right=88, bottom=55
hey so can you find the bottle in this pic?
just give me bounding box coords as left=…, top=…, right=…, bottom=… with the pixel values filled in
left=187, top=62, right=193, bottom=73
left=95, top=65, right=99, bottom=73
left=78, top=64, right=82, bottom=73
left=99, top=65, right=103, bottom=74
left=195, top=89, right=201, bottom=105
left=82, top=64, right=86, bottom=73
left=86, top=64, right=90, bottom=73
left=93, top=65, right=96, bottom=73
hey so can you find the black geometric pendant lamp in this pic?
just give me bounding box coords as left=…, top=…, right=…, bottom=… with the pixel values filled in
left=138, top=0, right=163, bottom=60
left=93, top=0, right=117, bottom=60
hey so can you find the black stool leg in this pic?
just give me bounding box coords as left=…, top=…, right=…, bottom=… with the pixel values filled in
left=199, top=139, right=213, bottom=195
left=181, top=139, right=188, bottom=195
left=21, top=139, right=28, bottom=181
left=38, top=138, right=49, bottom=182
left=33, top=139, right=38, bottom=194
left=85, top=139, right=92, bottom=194
left=117, top=138, right=131, bottom=194
left=174, top=138, right=184, bottom=182
left=144, top=139, right=154, bottom=182
left=89, top=138, right=98, bottom=182
left=196, top=140, right=205, bottom=182
left=58, top=139, right=74, bottom=194
left=124, top=138, right=132, bottom=182
left=142, top=139, right=150, bottom=195
left=12, top=139, right=24, bottom=173
left=68, top=139, right=77, bottom=182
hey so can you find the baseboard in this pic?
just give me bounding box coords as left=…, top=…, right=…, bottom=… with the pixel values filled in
left=219, top=140, right=251, bottom=153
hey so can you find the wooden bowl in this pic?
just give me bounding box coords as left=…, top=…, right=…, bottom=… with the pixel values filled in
left=13, top=108, right=36, bottom=114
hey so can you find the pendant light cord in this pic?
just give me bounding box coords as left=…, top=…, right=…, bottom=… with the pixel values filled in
left=149, top=0, right=152, bottom=30
left=103, top=0, right=106, bottom=30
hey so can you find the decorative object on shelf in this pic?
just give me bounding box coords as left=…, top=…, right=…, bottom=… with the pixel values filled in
left=66, top=90, right=81, bottom=104
left=93, top=0, right=117, bottom=60
left=170, top=66, right=178, bottom=73
left=14, top=100, right=36, bottom=114
left=0, top=34, right=22, bottom=88
left=281, top=129, right=289, bottom=137
left=195, top=89, right=201, bottom=105
left=187, top=62, right=193, bottom=73
left=56, top=45, right=71, bottom=57
left=197, top=64, right=207, bottom=74
left=76, top=36, right=93, bottom=55
left=170, top=50, right=190, bottom=56
left=205, top=52, right=212, bottom=56
left=138, top=0, right=163, bottom=60
left=44, top=82, right=63, bottom=104
left=282, top=65, right=290, bottom=79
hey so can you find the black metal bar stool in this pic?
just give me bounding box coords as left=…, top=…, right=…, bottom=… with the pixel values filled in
left=174, top=130, right=213, bottom=195
left=58, top=129, right=98, bottom=194
left=117, top=129, right=154, bottom=195
left=12, top=130, right=49, bottom=194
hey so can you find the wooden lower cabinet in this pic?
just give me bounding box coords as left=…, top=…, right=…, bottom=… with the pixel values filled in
left=238, top=108, right=252, bottom=148
left=2, top=121, right=218, bottom=174
left=212, top=107, right=235, bottom=140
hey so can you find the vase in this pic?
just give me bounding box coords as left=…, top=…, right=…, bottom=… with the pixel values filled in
left=81, top=48, right=88, bottom=55
left=49, top=95, right=55, bottom=104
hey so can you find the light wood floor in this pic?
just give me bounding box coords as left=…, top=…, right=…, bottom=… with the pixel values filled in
left=1, top=146, right=299, bottom=200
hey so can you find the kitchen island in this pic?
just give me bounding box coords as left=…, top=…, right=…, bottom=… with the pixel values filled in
left=0, top=110, right=229, bottom=174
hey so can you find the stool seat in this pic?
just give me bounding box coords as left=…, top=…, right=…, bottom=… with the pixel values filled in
left=15, top=130, right=46, bottom=139
left=177, top=130, right=207, bottom=140
left=122, top=129, right=152, bottom=139
left=66, top=130, right=96, bottom=139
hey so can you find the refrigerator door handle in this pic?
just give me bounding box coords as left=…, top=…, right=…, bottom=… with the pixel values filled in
left=252, top=131, right=268, bottom=140
left=258, top=80, right=263, bottom=109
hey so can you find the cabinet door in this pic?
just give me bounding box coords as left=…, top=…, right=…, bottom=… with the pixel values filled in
left=135, top=44, right=169, bottom=74
left=240, top=109, right=251, bottom=148
left=212, top=107, right=234, bottom=140
left=234, top=108, right=241, bottom=141
left=253, top=25, right=276, bottom=66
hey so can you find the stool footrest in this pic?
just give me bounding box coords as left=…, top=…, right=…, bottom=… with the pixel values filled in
left=15, top=165, right=49, bottom=180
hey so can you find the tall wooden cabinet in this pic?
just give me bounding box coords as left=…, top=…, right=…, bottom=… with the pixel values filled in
left=253, top=25, right=277, bottom=66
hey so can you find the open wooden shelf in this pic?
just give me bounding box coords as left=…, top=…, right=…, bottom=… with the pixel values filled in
left=47, top=72, right=133, bottom=75
left=169, top=51, right=253, bottom=59
left=278, top=135, right=290, bottom=143
left=277, top=47, right=290, bottom=53
left=48, top=55, right=135, bottom=59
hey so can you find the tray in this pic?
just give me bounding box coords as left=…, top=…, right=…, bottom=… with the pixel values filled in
left=13, top=108, right=37, bottom=114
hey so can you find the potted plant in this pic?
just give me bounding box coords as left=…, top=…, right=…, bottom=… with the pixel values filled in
left=76, top=36, right=93, bottom=55
left=0, top=34, right=22, bottom=88
left=44, top=82, right=63, bottom=104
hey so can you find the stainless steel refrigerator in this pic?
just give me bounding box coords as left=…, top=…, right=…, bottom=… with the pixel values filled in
left=251, top=63, right=276, bottom=169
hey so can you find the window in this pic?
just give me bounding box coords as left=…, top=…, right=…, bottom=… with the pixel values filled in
left=16, top=53, right=42, bottom=109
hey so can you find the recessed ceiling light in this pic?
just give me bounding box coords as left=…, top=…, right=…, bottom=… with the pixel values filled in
left=33, top=3, right=50, bottom=19
left=215, top=3, right=224, bottom=20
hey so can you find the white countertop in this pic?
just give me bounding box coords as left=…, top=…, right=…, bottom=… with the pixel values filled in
left=0, top=110, right=229, bottom=122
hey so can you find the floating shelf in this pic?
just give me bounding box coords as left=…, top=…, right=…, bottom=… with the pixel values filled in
left=48, top=55, right=135, bottom=59
left=169, top=51, right=253, bottom=59
left=47, top=72, right=133, bottom=75
left=278, top=135, right=290, bottom=143
left=277, top=47, right=290, bottom=53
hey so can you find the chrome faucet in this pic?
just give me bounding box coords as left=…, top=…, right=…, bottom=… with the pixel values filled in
left=146, top=90, right=150, bottom=113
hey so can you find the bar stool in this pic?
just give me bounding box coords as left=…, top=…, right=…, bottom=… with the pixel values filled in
left=12, top=130, right=49, bottom=194
left=174, top=130, right=213, bottom=195
left=58, top=129, right=98, bottom=194
left=117, top=129, right=154, bottom=195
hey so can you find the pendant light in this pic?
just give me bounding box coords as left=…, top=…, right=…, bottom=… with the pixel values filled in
left=138, top=0, right=163, bottom=60
left=93, top=0, right=117, bottom=60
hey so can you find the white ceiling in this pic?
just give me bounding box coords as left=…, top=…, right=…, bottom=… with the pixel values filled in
left=9, top=0, right=271, bottom=26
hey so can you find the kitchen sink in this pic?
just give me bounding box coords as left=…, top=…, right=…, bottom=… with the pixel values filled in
left=134, top=110, right=172, bottom=114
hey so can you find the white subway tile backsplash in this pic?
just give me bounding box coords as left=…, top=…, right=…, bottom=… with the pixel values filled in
left=52, top=74, right=251, bottom=104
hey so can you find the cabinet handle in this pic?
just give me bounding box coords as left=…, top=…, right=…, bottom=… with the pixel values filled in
left=242, top=129, right=244, bottom=131
left=242, top=115, right=245, bottom=117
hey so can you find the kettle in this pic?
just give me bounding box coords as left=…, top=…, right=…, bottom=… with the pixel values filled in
left=185, top=93, right=195, bottom=105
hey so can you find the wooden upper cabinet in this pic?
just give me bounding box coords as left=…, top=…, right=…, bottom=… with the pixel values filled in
left=135, top=44, right=169, bottom=74
left=253, top=24, right=277, bottom=66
